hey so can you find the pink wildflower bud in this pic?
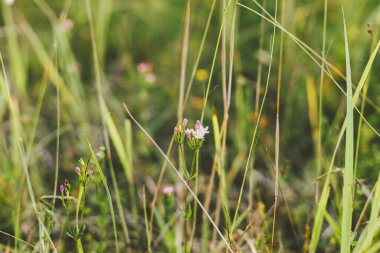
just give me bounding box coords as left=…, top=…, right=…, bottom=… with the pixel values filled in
left=60, top=185, right=64, bottom=193
left=62, top=19, right=74, bottom=32
left=195, top=120, right=201, bottom=130
left=162, top=185, right=175, bottom=195
left=75, top=167, right=81, bottom=174
left=64, top=179, right=69, bottom=185
left=137, top=62, right=152, bottom=73
left=174, top=127, right=179, bottom=133
left=89, top=167, right=94, bottom=174
left=182, top=118, right=188, bottom=126
left=185, top=129, right=191, bottom=138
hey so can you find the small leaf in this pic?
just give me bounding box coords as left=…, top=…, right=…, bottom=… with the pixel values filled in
left=183, top=169, right=191, bottom=181
left=66, top=231, right=75, bottom=240
left=182, top=204, right=192, bottom=220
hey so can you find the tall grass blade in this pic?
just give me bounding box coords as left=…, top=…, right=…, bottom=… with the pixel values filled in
left=341, top=8, right=354, bottom=253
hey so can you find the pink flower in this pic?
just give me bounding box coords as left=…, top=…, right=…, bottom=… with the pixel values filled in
left=192, top=120, right=209, bottom=139
left=145, top=73, right=156, bottom=84
left=89, top=167, right=94, bottom=174
left=62, top=19, right=74, bottom=32
left=162, top=185, right=175, bottom=195
left=75, top=167, right=81, bottom=174
left=64, top=179, right=69, bottom=185
left=185, top=129, right=191, bottom=138
left=182, top=118, right=188, bottom=126
left=60, top=185, right=64, bottom=193
left=174, top=127, right=179, bottom=133
left=195, top=120, right=201, bottom=130
left=137, top=62, right=152, bottom=73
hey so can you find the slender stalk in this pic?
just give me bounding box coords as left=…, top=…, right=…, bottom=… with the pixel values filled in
left=143, top=187, right=152, bottom=253
left=341, top=9, right=354, bottom=253
left=316, top=0, right=328, bottom=202
left=272, top=0, right=285, bottom=250
left=75, top=184, right=84, bottom=253
left=53, top=41, right=60, bottom=208
left=76, top=238, right=84, bottom=253
left=189, top=150, right=199, bottom=250
left=178, top=0, right=190, bottom=118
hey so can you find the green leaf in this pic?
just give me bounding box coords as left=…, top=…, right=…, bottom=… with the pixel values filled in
left=182, top=204, right=192, bottom=220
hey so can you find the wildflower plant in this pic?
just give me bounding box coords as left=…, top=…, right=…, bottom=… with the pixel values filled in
left=59, top=157, right=96, bottom=253
left=173, top=118, right=209, bottom=252
left=75, top=158, right=95, bottom=187
left=174, top=119, right=209, bottom=180
left=60, top=179, right=72, bottom=213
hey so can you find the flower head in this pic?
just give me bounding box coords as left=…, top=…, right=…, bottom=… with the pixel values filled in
left=185, top=120, right=209, bottom=150
left=145, top=73, right=156, bottom=84
left=60, top=179, right=72, bottom=212
left=76, top=158, right=94, bottom=187
left=62, top=19, right=74, bottom=32
left=195, top=69, right=209, bottom=82
left=137, top=62, right=152, bottom=73
left=162, top=185, right=175, bottom=195
left=185, top=129, right=191, bottom=138
left=182, top=118, right=188, bottom=127
left=192, top=121, right=209, bottom=140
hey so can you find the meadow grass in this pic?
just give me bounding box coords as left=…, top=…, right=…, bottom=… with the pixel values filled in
left=0, top=0, right=379, bottom=252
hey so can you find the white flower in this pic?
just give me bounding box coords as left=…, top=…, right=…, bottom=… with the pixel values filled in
left=192, top=120, right=209, bottom=139
left=162, top=185, right=175, bottom=195
left=145, top=73, right=156, bottom=84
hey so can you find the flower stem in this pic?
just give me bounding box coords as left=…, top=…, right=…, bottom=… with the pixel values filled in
left=76, top=238, right=84, bottom=253
left=190, top=150, right=196, bottom=177
left=189, top=150, right=199, bottom=250
left=75, top=184, right=85, bottom=253
left=76, top=184, right=84, bottom=231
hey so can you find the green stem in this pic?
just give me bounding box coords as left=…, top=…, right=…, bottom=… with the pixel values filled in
left=76, top=238, right=84, bottom=253
left=189, top=150, right=199, bottom=250
left=75, top=184, right=85, bottom=253
left=190, top=150, right=196, bottom=176
left=180, top=144, right=187, bottom=173
left=76, top=184, right=84, bottom=231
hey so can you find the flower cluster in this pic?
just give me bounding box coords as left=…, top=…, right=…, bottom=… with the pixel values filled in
left=175, top=119, right=209, bottom=150
left=75, top=158, right=94, bottom=187
left=174, top=118, right=188, bottom=144
left=137, top=61, right=157, bottom=84
left=60, top=179, right=72, bottom=213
